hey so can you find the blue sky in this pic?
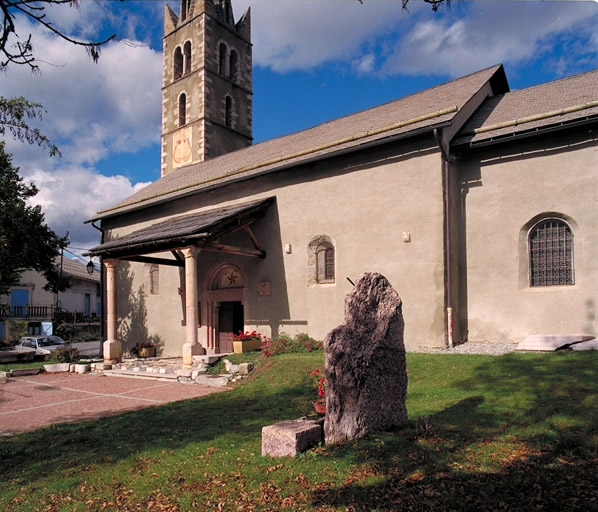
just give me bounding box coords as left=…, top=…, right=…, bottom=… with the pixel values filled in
left=2, top=0, right=597, bottom=256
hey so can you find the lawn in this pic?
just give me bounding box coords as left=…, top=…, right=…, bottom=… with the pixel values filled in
left=1, top=351, right=597, bottom=511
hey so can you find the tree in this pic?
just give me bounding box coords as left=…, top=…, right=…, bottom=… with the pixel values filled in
left=0, top=0, right=117, bottom=72
left=0, top=140, right=69, bottom=296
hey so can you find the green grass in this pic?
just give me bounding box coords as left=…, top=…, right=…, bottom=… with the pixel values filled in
left=1, top=351, right=597, bottom=511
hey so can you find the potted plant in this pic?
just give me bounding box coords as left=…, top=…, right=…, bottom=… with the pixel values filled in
left=232, top=330, right=264, bottom=354
left=310, top=368, right=326, bottom=415
left=132, top=341, right=156, bottom=358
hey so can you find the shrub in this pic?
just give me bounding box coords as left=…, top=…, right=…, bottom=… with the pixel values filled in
left=55, top=323, right=78, bottom=341
left=53, top=346, right=80, bottom=363
left=262, top=332, right=323, bottom=358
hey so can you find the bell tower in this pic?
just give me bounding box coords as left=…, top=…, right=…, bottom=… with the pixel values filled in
left=161, top=0, right=252, bottom=176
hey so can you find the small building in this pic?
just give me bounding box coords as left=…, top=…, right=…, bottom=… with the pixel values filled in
left=87, top=0, right=598, bottom=363
left=0, top=257, right=101, bottom=341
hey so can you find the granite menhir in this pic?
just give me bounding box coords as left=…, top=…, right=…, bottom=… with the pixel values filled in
left=324, top=272, right=408, bottom=445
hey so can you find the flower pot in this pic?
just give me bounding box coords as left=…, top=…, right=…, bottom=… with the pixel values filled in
left=233, top=338, right=262, bottom=354
left=313, top=399, right=326, bottom=415
left=138, top=347, right=155, bottom=358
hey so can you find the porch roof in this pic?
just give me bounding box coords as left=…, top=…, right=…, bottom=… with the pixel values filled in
left=86, top=197, right=274, bottom=261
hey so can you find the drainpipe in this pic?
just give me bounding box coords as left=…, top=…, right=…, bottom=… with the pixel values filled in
left=434, top=128, right=454, bottom=349
left=90, top=221, right=105, bottom=344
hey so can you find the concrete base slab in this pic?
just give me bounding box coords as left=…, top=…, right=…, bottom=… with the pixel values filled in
left=262, top=418, right=324, bottom=457
left=570, top=339, right=598, bottom=351
left=10, top=368, right=41, bottom=377
left=44, top=363, right=71, bottom=373
left=195, top=374, right=231, bottom=387
left=516, top=334, right=596, bottom=351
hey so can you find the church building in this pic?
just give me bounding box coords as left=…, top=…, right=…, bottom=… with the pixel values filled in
left=87, top=0, right=598, bottom=363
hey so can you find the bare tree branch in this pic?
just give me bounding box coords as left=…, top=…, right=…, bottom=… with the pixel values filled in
left=0, top=0, right=118, bottom=72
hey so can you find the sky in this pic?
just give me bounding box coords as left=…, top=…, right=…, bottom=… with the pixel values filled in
left=1, top=0, right=597, bottom=261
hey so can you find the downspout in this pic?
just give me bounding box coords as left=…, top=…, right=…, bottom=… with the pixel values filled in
left=90, top=220, right=106, bottom=344
left=433, top=128, right=454, bottom=349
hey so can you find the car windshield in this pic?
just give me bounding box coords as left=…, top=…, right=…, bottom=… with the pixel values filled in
left=38, top=338, right=60, bottom=347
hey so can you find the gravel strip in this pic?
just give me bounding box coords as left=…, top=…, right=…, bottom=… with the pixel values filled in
left=408, top=341, right=519, bottom=356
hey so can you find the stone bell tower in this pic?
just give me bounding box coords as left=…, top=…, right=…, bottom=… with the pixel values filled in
left=161, top=0, right=252, bottom=176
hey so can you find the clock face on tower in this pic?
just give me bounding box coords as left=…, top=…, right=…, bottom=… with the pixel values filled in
left=217, top=267, right=242, bottom=289
left=172, top=127, right=193, bottom=168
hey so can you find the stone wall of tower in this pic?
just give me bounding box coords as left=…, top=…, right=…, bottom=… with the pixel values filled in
left=160, top=0, right=252, bottom=177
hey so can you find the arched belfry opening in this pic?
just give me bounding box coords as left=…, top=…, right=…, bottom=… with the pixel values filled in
left=203, top=263, right=246, bottom=353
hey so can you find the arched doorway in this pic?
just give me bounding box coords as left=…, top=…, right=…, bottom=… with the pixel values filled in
left=203, top=263, right=246, bottom=353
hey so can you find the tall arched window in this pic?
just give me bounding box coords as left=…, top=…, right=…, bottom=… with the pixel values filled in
left=149, top=265, right=160, bottom=295
left=174, top=47, right=183, bottom=80
left=181, top=0, right=190, bottom=21
left=219, top=43, right=227, bottom=75
left=183, top=41, right=192, bottom=75
left=179, top=93, right=187, bottom=126
left=529, top=218, right=574, bottom=286
left=229, top=49, right=238, bottom=81
left=225, top=96, right=233, bottom=127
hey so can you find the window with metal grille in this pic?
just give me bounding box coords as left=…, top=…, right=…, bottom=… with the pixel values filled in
left=529, top=219, right=574, bottom=286
left=150, top=264, right=160, bottom=294
left=316, top=245, right=335, bottom=283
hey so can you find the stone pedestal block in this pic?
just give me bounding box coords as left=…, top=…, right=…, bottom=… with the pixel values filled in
left=103, top=339, right=122, bottom=364
left=183, top=342, right=205, bottom=367
left=262, top=419, right=323, bottom=457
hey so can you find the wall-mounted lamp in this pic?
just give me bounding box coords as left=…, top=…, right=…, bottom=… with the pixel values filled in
left=87, top=259, right=95, bottom=275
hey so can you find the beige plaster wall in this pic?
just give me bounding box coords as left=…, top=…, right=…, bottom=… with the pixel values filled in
left=105, top=136, right=448, bottom=356
left=458, top=130, right=598, bottom=342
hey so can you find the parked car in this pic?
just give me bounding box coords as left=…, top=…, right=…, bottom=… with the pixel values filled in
left=17, top=335, right=67, bottom=356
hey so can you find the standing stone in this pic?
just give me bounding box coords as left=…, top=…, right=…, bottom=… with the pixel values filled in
left=324, top=272, right=408, bottom=445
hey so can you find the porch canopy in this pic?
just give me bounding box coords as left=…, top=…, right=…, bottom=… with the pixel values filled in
left=87, top=197, right=275, bottom=264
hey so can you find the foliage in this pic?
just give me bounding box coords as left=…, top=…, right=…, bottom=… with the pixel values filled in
left=131, top=341, right=155, bottom=356
left=54, top=322, right=77, bottom=341
left=1, top=352, right=598, bottom=510
left=262, top=332, right=323, bottom=357
left=0, top=141, right=69, bottom=296
left=0, top=97, right=59, bottom=156
left=51, top=345, right=78, bottom=363
left=232, top=330, right=265, bottom=343
left=0, top=0, right=117, bottom=72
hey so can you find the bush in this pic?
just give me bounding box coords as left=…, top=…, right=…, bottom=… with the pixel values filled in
left=52, top=346, right=79, bottom=363
left=55, top=323, right=78, bottom=341
left=262, top=332, right=323, bottom=358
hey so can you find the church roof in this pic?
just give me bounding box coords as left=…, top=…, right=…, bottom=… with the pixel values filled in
left=454, top=68, right=598, bottom=147
left=91, top=64, right=507, bottom=221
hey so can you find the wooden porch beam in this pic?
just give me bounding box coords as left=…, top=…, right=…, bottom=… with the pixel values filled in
left=198, top=242, right=266, bottom=258
left=243, top=225, right=263, bottom=252
left=124, top=255, right=185, bottom=267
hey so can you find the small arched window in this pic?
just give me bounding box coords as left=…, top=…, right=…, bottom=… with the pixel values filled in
left=183, top=41, right=192, bottom=75
left=179, top=93, right=187, bottom=126
left=219, top=43, right=227, bottom=75
left=225, top=96, right=233, bottom=127
left=174, top=47, right=183, bottom=80
left=149, top=265, right=159, bottom=294
left=229, top=49, right=238, bottom=80
left=529, top=218, right=574, bottom=286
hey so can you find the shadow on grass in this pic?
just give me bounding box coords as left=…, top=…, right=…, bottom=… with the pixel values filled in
left=0, top=356, right=318, bottom=483
left=313, top=351, right=598, bottom=511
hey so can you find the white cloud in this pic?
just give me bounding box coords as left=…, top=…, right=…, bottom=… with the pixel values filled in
left=381, top=2, right=598, bottom=78
left=236, top=0, right=598, bottom=79
left=2, top=15, right=162, bottom=250
left=25, top=165, right=151, bottom=249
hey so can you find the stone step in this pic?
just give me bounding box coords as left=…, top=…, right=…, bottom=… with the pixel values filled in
left=192, top=354, right=223, bottom=365
left=102, top=369, right=179, bottom=382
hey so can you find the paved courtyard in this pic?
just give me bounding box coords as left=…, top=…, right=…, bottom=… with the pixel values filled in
left=0, top=372, right=226, bottom=435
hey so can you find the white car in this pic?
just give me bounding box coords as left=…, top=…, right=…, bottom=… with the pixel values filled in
left=17, top=335, right=67, bottom=356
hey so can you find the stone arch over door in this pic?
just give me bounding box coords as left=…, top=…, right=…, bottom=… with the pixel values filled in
left=203, top=262, right=247, bottom=354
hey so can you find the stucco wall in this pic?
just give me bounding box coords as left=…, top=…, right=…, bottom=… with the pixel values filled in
left=105, top=136, right=448, bottom=356
left=458, top=129, right=598, bottom=342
